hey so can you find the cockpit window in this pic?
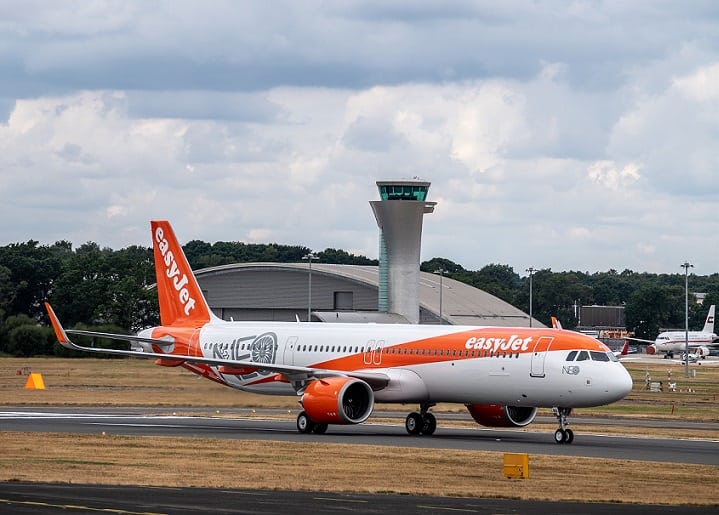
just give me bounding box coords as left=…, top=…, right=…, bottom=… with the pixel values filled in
left=607, top=352, right=619, bottom=362
left=590, top=351, right=611, bottom=362
left=576, top=350, right=590, bottom=361
left=566, top=350, right=578, bottom=361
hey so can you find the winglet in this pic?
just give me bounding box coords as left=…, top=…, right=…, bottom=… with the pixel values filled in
left=44, top=302, right=76, bottom=350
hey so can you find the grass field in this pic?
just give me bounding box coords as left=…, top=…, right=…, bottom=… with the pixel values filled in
left=1, top=357, right=718, bottom=505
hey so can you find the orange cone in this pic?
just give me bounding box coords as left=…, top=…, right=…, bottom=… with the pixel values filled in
left=24, top=373, right=45, bottom=390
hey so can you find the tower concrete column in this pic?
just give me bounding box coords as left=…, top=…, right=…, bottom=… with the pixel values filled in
left=370, top=180, right=436, bottom=324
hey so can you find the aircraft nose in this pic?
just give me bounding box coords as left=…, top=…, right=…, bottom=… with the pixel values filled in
left=610, top=365, right=634, bottom=401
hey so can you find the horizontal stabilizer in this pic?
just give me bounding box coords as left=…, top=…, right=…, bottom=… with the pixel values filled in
left=67, top=329, right=174, bottom=348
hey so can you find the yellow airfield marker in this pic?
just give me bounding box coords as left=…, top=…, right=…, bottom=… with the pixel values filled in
left=24, top=373, right=46, bottom=390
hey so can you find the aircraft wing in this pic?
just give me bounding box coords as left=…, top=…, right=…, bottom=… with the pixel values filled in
left=45, top=303, right=389, bottom=390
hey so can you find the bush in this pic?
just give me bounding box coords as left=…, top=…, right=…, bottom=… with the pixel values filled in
left=7, top=324, right=53, bottom=357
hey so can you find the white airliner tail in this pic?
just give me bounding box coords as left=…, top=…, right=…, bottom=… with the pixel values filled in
left=702, top=305, right=715, bottom=334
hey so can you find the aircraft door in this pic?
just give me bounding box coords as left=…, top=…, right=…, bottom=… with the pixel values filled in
left=373, top=340, right=384, bottom=365
left=363, top=340, right=375, bottom=365
left=283, top=336, right=298, bottom=366
left=363, top=340, right=384, bottom=366
left=530, top=336, right=554, bottom=378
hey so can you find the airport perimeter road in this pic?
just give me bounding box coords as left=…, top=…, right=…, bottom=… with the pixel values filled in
left=1, top=482, right=717, bottom=515
left=1, top=408, right=718, bottom=465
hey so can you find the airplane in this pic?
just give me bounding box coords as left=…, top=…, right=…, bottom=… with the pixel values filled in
left=45, top=220, right=633, bottom=445
left=627, top=305, right=717, bottom=359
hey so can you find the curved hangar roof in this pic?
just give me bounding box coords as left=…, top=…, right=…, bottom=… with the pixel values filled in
left=195, top=263, right=542, bottom=328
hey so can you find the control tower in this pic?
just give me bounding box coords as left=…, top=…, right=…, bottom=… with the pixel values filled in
left=370, top=179, right=436, bottom=324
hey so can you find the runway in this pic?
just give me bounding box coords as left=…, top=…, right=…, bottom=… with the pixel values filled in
left=2, top=407, right=717, bottom=465
left=1, top=481, right=717, bottom=515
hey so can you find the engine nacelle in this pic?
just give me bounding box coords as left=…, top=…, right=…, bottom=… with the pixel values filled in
left=695, top=346, right=710, bottom=358
left=646, top=345, right=657, bottom=355
left=301, top=376, right=374, bottom=425
left=465, top=404, right=537, bottom=427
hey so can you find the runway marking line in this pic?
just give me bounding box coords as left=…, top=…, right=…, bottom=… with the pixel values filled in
left=312, top=496, right=368, bottom=503
left=0, top=497, right=166, bottom=514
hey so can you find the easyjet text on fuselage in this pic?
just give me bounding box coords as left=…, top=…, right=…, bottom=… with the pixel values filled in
left=465, top=335, right=533, bottom=353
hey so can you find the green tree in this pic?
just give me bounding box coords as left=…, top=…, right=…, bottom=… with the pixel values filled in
left=467, top=264, right=521, bottom=305
left=0, top=313, right=36, bottom=353
left=421, top=258, right=465, bottom=274
left=7, top=324, right=53, bottom=357
left=0, top=240, right=65, bottom=319
left=317, top=248, right=378, bottom=265
left=625, top=284, right=684, bottom=338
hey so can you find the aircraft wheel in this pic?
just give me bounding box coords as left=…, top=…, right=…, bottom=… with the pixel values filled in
left=297, top=411, right=314, bottom=434
left=312, top=423, right=328, bottom=434
left=421, top=413, right=437, bottom=436
left=554, top=429, right=566, bottom=444
left=405, top=412, right=423, bottom=435
left=564, top=428, right=574, bottom=444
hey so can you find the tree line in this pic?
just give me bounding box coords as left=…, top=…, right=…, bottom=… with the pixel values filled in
left=0, top=239, right=716, bottom=357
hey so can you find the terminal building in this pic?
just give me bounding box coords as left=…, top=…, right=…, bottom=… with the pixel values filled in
left=195, top=179, right=541, bottom=327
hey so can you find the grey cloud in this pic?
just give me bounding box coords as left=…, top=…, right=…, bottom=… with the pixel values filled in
left=125, top=91, right=283, bottom=122
left=342, top=116, right=408, bottom=153
left=1, top=1, right=716, bottom=100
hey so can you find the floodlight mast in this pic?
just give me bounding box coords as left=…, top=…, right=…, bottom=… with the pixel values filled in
left=303, top=253, right=317, bottom=322
left=526, top=267, right=536, bottom=328
left=681, top=261, right=693, bottom=378
left=434, top=268, right=446, bottom=324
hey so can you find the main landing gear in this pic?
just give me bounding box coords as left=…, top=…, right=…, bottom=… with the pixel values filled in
left=552, top=407, right=574, bottom=444
left=296, top=411, right=328, bottom=434
left=405, top=402, right=437, bottom=436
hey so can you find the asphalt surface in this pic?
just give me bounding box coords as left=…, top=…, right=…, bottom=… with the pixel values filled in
left=1, top=407, right=718, bottom=465
left=1, top=481, right=716, bottom=515
left=2, top=407, right=717, bottom=513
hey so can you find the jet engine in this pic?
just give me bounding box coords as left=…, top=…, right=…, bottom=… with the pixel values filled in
left=465, top=403, right=537, bottom=427
left=695, top=346, right=710, bottom=358
left=646, top=345, right=657, bottom=355
left=301, top=376, right=374, bottom=424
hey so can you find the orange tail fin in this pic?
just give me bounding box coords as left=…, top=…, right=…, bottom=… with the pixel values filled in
left=151, top=220, right=213, bottom=327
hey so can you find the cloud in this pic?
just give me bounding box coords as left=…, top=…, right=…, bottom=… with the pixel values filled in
left=0, top=2, right=716, bottom=276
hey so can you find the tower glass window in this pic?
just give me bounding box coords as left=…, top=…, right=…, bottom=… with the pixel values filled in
left=378, top=184, right=428, bottom=201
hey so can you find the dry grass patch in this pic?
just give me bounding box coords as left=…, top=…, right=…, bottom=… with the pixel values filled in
left=1, top=431, right=717, bottom=505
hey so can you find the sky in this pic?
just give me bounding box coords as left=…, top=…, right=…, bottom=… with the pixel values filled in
left=0, top=1, right=717, bottom=276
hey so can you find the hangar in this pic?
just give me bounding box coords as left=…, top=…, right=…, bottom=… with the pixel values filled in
left=195, top=262, right=541, bottom=327
left=194, top=178, right=541, bottom=328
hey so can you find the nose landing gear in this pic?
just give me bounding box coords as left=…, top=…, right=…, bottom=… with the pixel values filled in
left=552, top=407, right=574, bottom=444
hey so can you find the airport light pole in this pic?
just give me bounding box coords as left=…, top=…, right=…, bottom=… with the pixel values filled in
left=434, top=268, right=446, bottom=324
left=303, top=252, right=317, bottom=322
left=526, top=267, right=536, bottom=327
left=681, top=261, right=693, bottom=378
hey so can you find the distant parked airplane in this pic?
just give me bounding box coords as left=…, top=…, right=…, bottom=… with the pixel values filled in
left=627, top=305, right=717, bottom=359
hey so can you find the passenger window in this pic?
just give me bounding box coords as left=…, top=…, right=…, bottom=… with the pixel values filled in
left=566, top=351, right=578, bottom=361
